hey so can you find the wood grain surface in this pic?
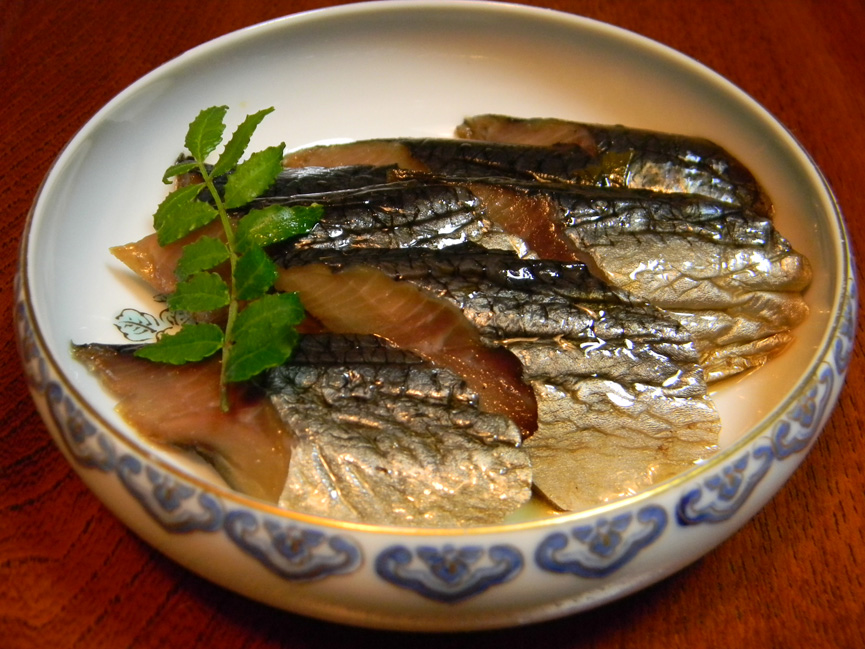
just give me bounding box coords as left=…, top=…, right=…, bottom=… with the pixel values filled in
left=2, top=1, right=863, bottom=647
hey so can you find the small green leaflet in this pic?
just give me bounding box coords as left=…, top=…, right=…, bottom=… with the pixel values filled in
left=176, top=236, right=230, bottom=281
left=185, top=105, right=229, bottom=162
left=167, top=272, right=230, bottom=313
left=224, top=293, right=305, bottom=382
left=227, top=328, right=300, bottom=384
left=234, top=247, right=277, bottom=301
left=154, top=184, right=218, bottom=246
left=233, top=291, right=306, bottom=337
left=211, top=108, right=274, bottom=178
left=235, top=205, right=325, bottom=255
left=162, top=161, right=198, bottom=185
left=223, top=145, right=286, bottom=209
left=135, top=323, right=224, bottom=364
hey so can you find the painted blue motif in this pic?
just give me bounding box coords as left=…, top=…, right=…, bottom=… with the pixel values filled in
left=15, top=298, right=49, bottom=394
left=535, top=505, right=667, bottom=578
left=14, top=266, right=857, bottom=595
left=225, top=511, right=361, bottom=581
left=48, top=382, right=117, bottom=472
left=834, top=278, right=857, bottom=374
left=113, top=307, right=192, bottom=342
left=676, top=444, right=773, bottom=525
left=375, top=543, right=523, bottom=603
left=772, top=367, right=833, bottom=460
left=116, top=455, right=225, bottom=533
left=675, top=272, right=858, bottom=526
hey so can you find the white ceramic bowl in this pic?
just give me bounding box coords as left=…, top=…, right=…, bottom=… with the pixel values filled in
left=15, top=1, right=856, bottom=631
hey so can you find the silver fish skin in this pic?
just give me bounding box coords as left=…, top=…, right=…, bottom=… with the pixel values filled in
left=436, top=176, right=811, bottom=380
left=543, top=185, right=811, bottom=304
left=400, top=175, right=810, bottom=306
left=456, top=114, right=773, bottom=214
left=514, top=338, right=720, bottom=512
left=259, top=179, right=487, bottom=254
left=270, top=174, right=809, bottom=314
left=279, top=249, right=720, bottom=512
left=266, top=334, right=532, bottom=527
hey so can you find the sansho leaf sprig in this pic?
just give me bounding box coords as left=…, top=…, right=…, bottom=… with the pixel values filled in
left=134, top=106, right=323, bottom=411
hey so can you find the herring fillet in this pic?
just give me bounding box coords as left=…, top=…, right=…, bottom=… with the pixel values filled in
left=455, top=113, right=773, bottom=214
left=71, top=344, right=290, bottom=503
left=279, top=247, right=720, bottom=512
left=266, top=334, right=531, bottom=526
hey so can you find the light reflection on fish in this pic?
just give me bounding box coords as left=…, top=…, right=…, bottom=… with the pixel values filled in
left=267, top=334, right=531, bottom=527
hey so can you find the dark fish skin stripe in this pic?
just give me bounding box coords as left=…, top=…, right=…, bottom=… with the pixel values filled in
left=403, top=138, right=595, bottom=182
left=557, top=124, right=768, bottom=213
left=260, top=173, right=777, bottom=254
left=414, top=174, right=775, bottom=248
left=267, top=333, right=480, bottom=409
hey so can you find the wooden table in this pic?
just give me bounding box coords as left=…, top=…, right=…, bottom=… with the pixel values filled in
left=2, top=1, right=863, bottom=647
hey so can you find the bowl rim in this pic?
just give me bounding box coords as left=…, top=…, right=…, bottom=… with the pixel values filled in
left=18, top=0, right=854, bottom=537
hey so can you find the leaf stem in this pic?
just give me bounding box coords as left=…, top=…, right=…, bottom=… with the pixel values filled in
left=197, top=163, right=239, bottom=412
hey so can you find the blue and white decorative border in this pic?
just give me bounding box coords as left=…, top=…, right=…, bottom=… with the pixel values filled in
left=677, top=277, right=856, bottom=527
left=13, top=268, right=857, bottom=604
left=375, top=544, right=523, bottom=603
left=536, top=505, right=667, bottom=578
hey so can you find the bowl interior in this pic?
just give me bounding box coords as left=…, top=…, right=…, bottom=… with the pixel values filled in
left=24, top=1, right=845, bottom=519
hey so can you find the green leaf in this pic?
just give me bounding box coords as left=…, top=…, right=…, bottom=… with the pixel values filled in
left=162, top=161, right=199, bottom=184
left=235, top=204, right=325, bottom=254
left=134, top=322, right=224, bottom=364
left=137, top=106, right=329, bottom=409
left=223, top=144, right=286, bottom=209
left=167, top=272, right=230, bottom=312
left=176, top=236, right=230, bottom=281
left=232, top=292, right=305, bottom=340
left=156, top=201, right=219, bottom=246
left=224, top=293, right=305, bottom=382
left=225, top=328, right=299, bottom=383
left=185, top=106, right=228, bottom=161
left=234, top=247, right=278, bottom=301
left=153, top=184, right=219, bottom=246
left=211, top=108, right=274, bottom=178
left=153, top=184, right=204, bottom=230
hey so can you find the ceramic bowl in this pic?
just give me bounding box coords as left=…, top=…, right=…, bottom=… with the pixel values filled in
left=15, top=1, right=856, bottom=631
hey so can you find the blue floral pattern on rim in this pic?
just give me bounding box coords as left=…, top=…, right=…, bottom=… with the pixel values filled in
left=375, top=544, right=523, bottom=603
left=117, top=455, right=224, bottom=533
left=676, top=444, right=773, bottom=525
left=535, top=505, right=667, bottom=578
left=225, top=511, right=361, bottom=581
